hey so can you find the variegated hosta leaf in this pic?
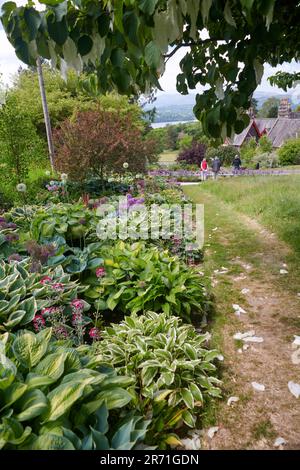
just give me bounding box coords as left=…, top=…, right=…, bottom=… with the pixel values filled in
left=12, top=328, right=52, bottom=368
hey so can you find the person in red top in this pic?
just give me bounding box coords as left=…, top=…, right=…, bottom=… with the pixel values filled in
left=200, top=158, right=208, bottom=181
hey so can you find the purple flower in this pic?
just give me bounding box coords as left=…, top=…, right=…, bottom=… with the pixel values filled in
left=89, top=327, right=101, bottom=339
left=8, top=253, right=22, bottom=262
left=5, top=233, right=19, bottom=243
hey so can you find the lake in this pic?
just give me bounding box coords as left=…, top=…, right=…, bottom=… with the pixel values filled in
left=151, top=120, right=197, bottom=128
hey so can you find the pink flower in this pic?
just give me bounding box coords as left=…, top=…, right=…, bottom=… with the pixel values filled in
left=40, top=276, right=52, bottom=285
left=89, top=327, right=100, bottom=340
left=96, top=267, right=106, bottom=278
left=33, top=314, right=45, bottom=332
left=70, top=299, right=84, bottom=312
left=54, top=326, right=68, bottom=339
left=41, top=306, right=61, bottom=316
left=72, top=312, right=82, bottom=325
left=52, top=283, right=64, bottom=291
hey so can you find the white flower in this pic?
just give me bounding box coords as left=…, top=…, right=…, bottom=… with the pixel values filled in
left=45, top=170, right=51, bottom=176
left=16, top=183, right=27, bottom=192
left=49, top=180, right=56, bottom=186
left=123, top=162, right=129, bottom=169
left=60, top=173, right=68, bottom=181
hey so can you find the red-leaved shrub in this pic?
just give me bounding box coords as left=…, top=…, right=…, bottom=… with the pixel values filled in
left=177, top=142, right=207, bottom=165
left=53, top=108, right=158, bottom=181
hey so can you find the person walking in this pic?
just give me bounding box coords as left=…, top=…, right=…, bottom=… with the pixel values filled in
left=232, top=154, right=242, bottom=175
left=200, top=157, right=208, bottom=181
left=212, top=156, right=221, bottom=180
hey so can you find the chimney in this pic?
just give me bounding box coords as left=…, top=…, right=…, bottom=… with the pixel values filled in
left=278, top=97, right=291, bottom=119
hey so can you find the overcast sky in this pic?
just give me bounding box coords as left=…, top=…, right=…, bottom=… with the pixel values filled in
left=1, top=0, right=300, bottom=99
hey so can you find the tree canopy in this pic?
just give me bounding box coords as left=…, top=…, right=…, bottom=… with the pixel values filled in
left=1, top=0, right=300, bottom=138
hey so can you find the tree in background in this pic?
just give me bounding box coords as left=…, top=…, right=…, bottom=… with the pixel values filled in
left=251, top=98, right=259, bottom=115
left=258, top=97, right=280, bottom=118
left=240, top=138, right=257, bottom=166
left=258, top=135, right=273, bottom=154
left=54, top=109, right=158, bottom=182
left=0, top=96, right=46, bottom=186
left=206, top=146, right=239, bottom=166
left=278, top=138, right=300, bottom=166
left=0, top=73, right=5, bottom=105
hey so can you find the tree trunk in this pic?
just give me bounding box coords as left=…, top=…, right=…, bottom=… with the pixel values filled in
left=36, top=56, right=55, bottom=170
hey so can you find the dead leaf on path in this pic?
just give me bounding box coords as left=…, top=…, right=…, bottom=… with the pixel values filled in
left=280, top=269, right=288, bottom=274
left=232, top=304, right=247, bottom=315
left=212, top=227, right=218, bottom=231
left=288, top=381, right=300, bottom=398
left=207, top=426, right=219, bottom=439
left=243, top=336, right=264, bottom=343
left=251, top=382, right=265, bottom=392
left=181, top=436, right=201, bottom=450
left=241, top=288, right=250, bottom=294
left=293, top=335, right=300, bottom=346
left=291, top=349, right=300, bottom=365
left=227, top=396, right=239, bottom=406
left=274, top=437, right=287, bottom=448
left=233, top=330, right=255, bottom=340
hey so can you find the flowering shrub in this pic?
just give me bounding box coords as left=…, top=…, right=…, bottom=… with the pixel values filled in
left=0, top=328, right=149, bottom=450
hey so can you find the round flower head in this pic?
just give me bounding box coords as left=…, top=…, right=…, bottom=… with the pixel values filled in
left=60, top=173, right=68, bottom=181
left=123, top=162, right=129, bottom=169
left=16, top=183, right=27, bottom=192
left=96, top=267, right=106, bottom=278
left=45, top=170, right=51, bottom=176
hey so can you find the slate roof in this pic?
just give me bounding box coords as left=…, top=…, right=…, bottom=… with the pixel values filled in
left=231, top=118, right=300, bottom=148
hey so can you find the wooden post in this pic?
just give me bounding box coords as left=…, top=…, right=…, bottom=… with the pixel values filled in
left=36, top=56, right=55, bottom=170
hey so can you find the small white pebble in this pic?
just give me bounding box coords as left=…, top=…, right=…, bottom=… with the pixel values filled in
left=293, top=335, right=300, bottom=346
left=241, top=288, right=250, bottom=294
left=288, top=381, right=300, bottom=398
left=280, top=269, right=288, bottom=274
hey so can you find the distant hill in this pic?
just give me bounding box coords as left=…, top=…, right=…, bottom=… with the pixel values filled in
left=145, top=90, right=294, bottom=123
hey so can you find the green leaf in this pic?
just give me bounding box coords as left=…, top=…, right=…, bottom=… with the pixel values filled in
left=145, top=41, right=161, bottom=69
left=95, top=387, right=132, bottom=410
left=0, top=382, right=27, bottom=412
left=189, top=382, right=203, bottom=403
left=12, top=328, right=52, bottom=369
left=139, top=0, right=158, bottom=15
left=181, top=388, right=194, bottom=409
left=182, top=409, right=196, bottom=427
left=34, top=352, right=67, bottom=381
left=24, top=7, right=41, bottom=41
left=111, top=48, right=125, bottom=68
left=201, top=0, right=213, bottom=24
left=3, top=310, right=26, bottom=329
left=45, top=379, right=92, bottom=422
left=16, top=389, right=48, bottom=421
left=47, top=16, right=68, bottom=46
left=32, top=434, right=75, bottom=450
left=224, top=1, right=236, bottom=28
left=78, top=35, right=93, bottom=56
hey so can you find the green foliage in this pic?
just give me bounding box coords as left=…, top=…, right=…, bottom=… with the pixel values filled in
left=206, top=145, right=239, bottom=166
left=0, top=327, right=149, bottom=450
left=258, top=97, right=280, bottom=118
left=269, top=71, right=300, bottom=92
left=84, top=241, right=210, bottom=322
left=278, top=138, right=300, bottom=166
left=0, top=96, right=46, bottom=187
left=96, top=311, right=221, bottom=446
left=178, top=134, right=193, bottom=151
left=258, top=135, right=273, bottom=154
left=240, top=138, right=257, bottom=166
left=1, top=0, right=291, bottom=138
left=0, top=260, right=86, bottom=332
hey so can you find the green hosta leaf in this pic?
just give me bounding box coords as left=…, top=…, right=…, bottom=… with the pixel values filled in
left=32, top=434, right=75, bottom=450
left=145, top=41, right=161, bottom=69
left=107, top=295, right=118, bottom=310
left=25, top=373, right=56, bottom=390
left=34, top=352, right=67, bottom=381
left=0, top=382, right=27, bottom=412
left=12, top=328, right=52, bottom=369
left=89, top=428, right=110, bottom=450
left=111, top=418, right=135, bottom=450
left=18, top=297, right=37, bottom=325
left=95, top=387, right=133, bottom=410
left=141, top=366, right=158, bottom=388
left=189, top=383, right=203, bottom=404
left=0, top=353, right=16, bottom=390
left=16, top=389, right=48, bottom=421
left=182, top=409, right=196, bottom=427
left=181, top=388, right=194, bottom=409
left=45, top=378, right=94, bottom=422
left=3, top=310, right=26, bottom=329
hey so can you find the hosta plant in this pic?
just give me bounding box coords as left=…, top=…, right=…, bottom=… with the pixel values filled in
left=95, top=312, right=222, bottom=447
left=0, top=327, right=150, bottom=450
left=0, top=260, right=88, bottom=337
left=84, top=241, right=210, bottom=322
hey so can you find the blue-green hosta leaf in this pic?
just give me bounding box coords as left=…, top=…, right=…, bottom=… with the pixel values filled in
left=12, top=328, right=52, bottom=368
left=16, top=389, right=48, bottom=421
left=32, top=433, right=75, bottom=450
left=89, top=428, right=110, bottom=450
left=111, top=418, right=135, bottom=450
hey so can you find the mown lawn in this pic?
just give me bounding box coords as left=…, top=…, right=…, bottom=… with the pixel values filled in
left=200, top=175, right=300, bottom=255
left=158, top=150, right=178, bottom=163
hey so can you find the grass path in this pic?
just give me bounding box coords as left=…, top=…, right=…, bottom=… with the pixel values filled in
left=184, top=184, right=300, bottom=450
